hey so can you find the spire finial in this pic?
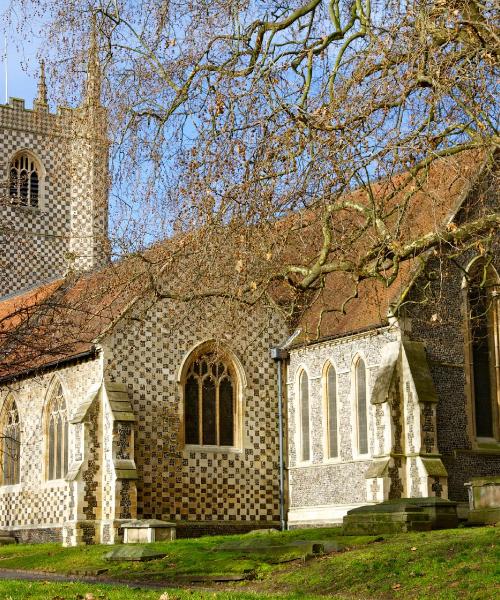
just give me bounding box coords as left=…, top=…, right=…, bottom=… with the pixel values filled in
left=84, top=12, right=102, bottom=106
left=34, top=59, right=48, bottom=111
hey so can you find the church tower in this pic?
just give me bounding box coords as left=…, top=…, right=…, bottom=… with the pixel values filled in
left=0, top=24, right=109, bottom=298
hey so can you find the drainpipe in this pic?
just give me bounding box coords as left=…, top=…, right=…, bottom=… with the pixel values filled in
left=271, top=329, right=301, bottom=532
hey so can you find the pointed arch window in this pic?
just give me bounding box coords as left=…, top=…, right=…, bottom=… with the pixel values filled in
left=46, top=384, right=69, bottom=480
left=9, top=152, right=40, bottom=207
left=184, top=351, right=236, bottom=447
left=466, top=261, right=499, bottom=441
left=325, top=364, right=339, bottom=459
left=299, top=370, right=310, bottom=462
left=0, top=396, right=20, bottom=485
left=355, top=357, right=369, bottom=455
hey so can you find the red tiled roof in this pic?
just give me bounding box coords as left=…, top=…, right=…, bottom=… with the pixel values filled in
left=0, top=150, right=490, bottom=378
left=283, top=149, right=488, bottom=341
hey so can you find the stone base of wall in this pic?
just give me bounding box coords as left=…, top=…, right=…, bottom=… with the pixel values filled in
left=8, top=527, right=63, bottom=544
left=174, top=520, right=281, bottom=538
left=288, top=503, right=368, bottom=528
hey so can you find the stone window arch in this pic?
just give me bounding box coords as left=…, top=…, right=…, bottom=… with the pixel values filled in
left=298, top=368, right=311, bottom=462
left=0, top=395, right=21, bottom=485
left=323, top=362, right=339, bottom=459
left=181, top=343, right=244, bottom=449
left=8, top=150, right=45, bottom=208
left=464, top=258, right=499, bottom=442
left=45, top=382, right=69, bottom=480
left=354, top=355, right=369, bottom=456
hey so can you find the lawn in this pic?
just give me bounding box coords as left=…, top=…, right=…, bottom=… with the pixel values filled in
left=0, top=526, right=497, bottom=599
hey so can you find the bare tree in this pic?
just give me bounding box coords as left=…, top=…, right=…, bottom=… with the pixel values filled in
left=2, top=0, right=499, bottom=331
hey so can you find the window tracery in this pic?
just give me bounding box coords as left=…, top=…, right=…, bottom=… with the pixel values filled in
left=0, top=395, right=20, bottom=485
left=184, top=352, right=235, bottom=447
left=9, top=152, right=40, bottom=207
left=46, top=383, right=68, bottom=480
left=355, top=357, right=368, bottom=455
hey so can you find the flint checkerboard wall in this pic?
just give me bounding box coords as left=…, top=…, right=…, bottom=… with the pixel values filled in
left=0, top=98, right=108, bottom=298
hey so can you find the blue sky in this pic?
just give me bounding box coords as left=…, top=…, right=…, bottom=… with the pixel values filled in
left=0, top=0, right=42, bottom=106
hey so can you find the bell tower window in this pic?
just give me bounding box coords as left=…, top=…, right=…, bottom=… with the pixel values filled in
left=9, top=152, right=41, bottom=208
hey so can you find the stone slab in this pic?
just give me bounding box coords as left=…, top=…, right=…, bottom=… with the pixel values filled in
left=345, top=497, right=458, bottom=530
left=122, top=519, right=175, bottom=528
left=104, top=546, right=167, bottom=562
left=342, top=498, right=463, bottom=534
left=214, top=538, right=343, bottom=562
left=122, top=519, right=176, bottom=544
left=343, top=513, right=432, bottom=535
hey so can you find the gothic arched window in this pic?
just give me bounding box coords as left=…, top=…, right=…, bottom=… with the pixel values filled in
left=184, top=352, right=236, bottom=447
left=466, top=261, right=499, bottom=440
left=324, top=363, right=339, bottom=459
left=9, top=152, right=40, bottom=207
left=355, top=357, right=369, bottom=455
left=299, top=369, right=310, bottom=462
left=46, top=384, right=69, bottom=480
left=0, top=395, right=20, bottom=485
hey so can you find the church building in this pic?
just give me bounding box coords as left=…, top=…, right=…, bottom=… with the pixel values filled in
left=0, top=39, right=498, bottom=544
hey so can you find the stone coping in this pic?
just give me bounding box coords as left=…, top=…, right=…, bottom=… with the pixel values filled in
left=121, top=519, right=176, bottom=529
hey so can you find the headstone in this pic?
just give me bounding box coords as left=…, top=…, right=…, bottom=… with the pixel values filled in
left=465, top=476, right=500, bottom=525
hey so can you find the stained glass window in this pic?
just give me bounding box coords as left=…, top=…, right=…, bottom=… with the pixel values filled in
left=1, top=396, right=20, bottom=485
left=9, top=153, right=40, bottom=207
left=47, top=384, right=68, bottom=480
left=326, top=364, right=338, bottom=458
left=356, top=358, right=368, bottom=455
left=300, top=370, right=310, bottom=462
left=184, top=353, right=235, bottom=447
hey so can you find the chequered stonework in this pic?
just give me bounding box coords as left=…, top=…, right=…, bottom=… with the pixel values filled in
left=0, top=98, right=108, bottom=297
left=0, top=292, right=287, bottom=543
left=102, top=296, right=287, bottom=525
left=1, top=102, right=497, bottom=541
left=0, top=358, right=103, bottom=539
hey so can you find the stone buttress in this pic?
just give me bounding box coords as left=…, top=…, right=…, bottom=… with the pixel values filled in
left=63, top=381, right=137, bottom=546
left=366, top=340, right=448, bottom=503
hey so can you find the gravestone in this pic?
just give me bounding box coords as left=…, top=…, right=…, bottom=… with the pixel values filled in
left=343, top=497, right=458, bottom=535
left=465, top=476, right=500, bottom=524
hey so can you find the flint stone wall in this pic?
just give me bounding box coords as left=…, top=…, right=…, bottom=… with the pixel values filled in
left=102, top=295, right=288, bottom=525
left=287, top=328, right=399, bottom=510
left=0, top=357, right=102, bottom=540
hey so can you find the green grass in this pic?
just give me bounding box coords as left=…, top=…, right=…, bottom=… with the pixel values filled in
left=0, top=527, right=370, bottom=581
left=0, top=526, right=498, bottom=599
left=266, top=526, right=500, bottom=599
left=0, top=581, right=326, bottom=600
